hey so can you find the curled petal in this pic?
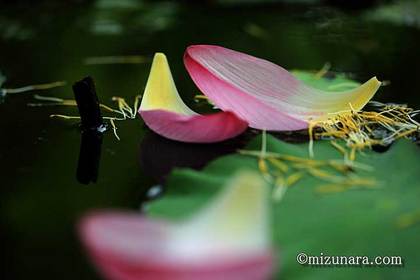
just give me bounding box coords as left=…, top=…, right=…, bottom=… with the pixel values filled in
left=79, top=170, right=274, bottom=280
left=184, top=45, right=381, bottom=131
left=139, top=53, right=247, bottom=143
left=141, top=109, right=248, bottom=143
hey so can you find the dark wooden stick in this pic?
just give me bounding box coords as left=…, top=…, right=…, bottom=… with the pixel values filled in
left=73, top=76, right=105, bottom=184
left=72, top=76, right=104, bottom=130
left=77, top=130, right=103, bottom=184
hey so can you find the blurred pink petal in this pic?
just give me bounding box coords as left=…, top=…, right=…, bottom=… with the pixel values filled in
left=139, top=53, right=247, bottom=143
left=184, top=45, right=381, bottom=131
left=79, top=171, right=274, bottom=280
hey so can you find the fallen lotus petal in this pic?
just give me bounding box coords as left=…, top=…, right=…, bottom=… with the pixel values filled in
left=139, top=53, right=248, bottom=143
left=79, top=170, right=274, bottom=280
left=184, top=45, right=381, bottom=131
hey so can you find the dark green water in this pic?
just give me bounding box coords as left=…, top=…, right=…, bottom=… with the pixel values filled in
left=1, top=1, right=419, bottom=279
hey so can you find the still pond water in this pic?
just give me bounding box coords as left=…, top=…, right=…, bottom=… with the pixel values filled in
left=1, top=1, right=419, bottom=279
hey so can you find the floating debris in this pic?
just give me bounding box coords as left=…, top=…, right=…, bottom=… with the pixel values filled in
left=240, top=131, right=378, bottom=201
left=309, top=101, right=420, bottom=159
left=31, top=78, right=141, bottom=141
left=396, top=210, right=420, bottom=229
left=0, top=72, right=5, bottom=102
left=314, top=62, right=331, bottom=79
left=84, top=55, right=149, bottom=65
left=243, top=23, right=268, bottom=39
left=2, top=81, right=66, bottom=94
left=0, top=78, right=65, bottom=103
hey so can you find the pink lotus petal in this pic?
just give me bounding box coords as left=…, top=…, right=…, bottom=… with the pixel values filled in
left=80, top=212, right=272, bottom=280
left=139, top=53, right=247, bottom=143
left=79, top=171, right=274, bottom=280
left=140, top=109, right=248, bottom=143
left=184, top=45, right=381, bottom=131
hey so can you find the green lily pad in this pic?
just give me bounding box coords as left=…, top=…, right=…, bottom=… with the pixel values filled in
left=148, top=135, right=420, bottom=279
left=364, top=0, right=420, bottom=29
left=292, top=69, right=360, bottom=91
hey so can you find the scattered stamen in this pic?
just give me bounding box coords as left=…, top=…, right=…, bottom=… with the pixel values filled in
left=330, top=141, right=348, bottom=157
left=285, top=172, right=304, bottom=186
left=309, top=102, right=419, bottom=156
left=396, top=210, right=420, bottom=229
left=308, top=120, right=315, bottom=158
left=84, top=55, right=149, bottom=65
left=194, top=95, right=209, bottom=101
left=50, top=114, right=81, bottom=120
left=32, top=93, right=142, bottom=140
left=258, top=130, right=271, bottom=181
left=314, top=62, right=331, bottom=79
left=240, top=136, right=376, bottom=199
left=327, top=82, right=360, bottom=90
left=272, top=175, right=287, bottom=201
left=2, top=81, right=66, bottom=95
left=267, top=158, right=288, bottom=173
left=109, top=118, right=120, bottom=141
left=316, top=184, right=347, bottom=193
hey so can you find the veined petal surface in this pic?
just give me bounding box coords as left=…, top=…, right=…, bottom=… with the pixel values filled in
left=139, top=53, right=247, bottom=143
left=79, top=170, right=274, bottom=280
left=184, top=45, right=381, bottom=130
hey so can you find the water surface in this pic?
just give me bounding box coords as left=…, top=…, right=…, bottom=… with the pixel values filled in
left=1, top=1, right=419, bottom=279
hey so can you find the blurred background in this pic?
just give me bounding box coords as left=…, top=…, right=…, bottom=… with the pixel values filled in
left=1, top=0, right=419, bottom=279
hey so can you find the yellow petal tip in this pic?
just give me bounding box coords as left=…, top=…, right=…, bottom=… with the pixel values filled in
left=344, top=76, right=382, bottom=112
left=372, top=76, right=381, bottom=85
left=140, top=52, right=194, bottom=115
left=153, top=52, right=167, bottom=61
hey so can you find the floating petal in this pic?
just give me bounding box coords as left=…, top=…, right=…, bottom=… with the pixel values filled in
left=79, top=170, right=274, bottom=280
left=139, top=53, right=247, bottom=143
left=184, top=45, right=381, bottom=130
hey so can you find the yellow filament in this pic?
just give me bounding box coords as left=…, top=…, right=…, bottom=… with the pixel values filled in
left=330, top=141, right=348, bottom=157
left=84, top=55, right=149, bottom=65
left=314, top=62, right=331, bottom=79
left=272, top=175, right=287, bottom=201
left=316, top=184, right=347, bottom=193
left=3, top=81, right=66, bottom=94
left=309, top=102, right=419, bottom=153
left=308, top=120, right=315, bottom=158
left=396, top=210, right=420, bottom=229
left=267, top=158, right=289, bottom=173
left=258, top=158, right=269, bottom=175
left=286, top=172, right=304, bottom=186
left=38, top=94, right=141, bottom=140
left=109, top=118, right=120, bottom=141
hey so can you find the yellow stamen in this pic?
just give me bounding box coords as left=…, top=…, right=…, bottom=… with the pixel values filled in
left=272, top=175, right=287, bottom=201
left=3, top=81, right=66, bottom=94
left=330, top=141, right=348, bottom=157
left=267, top=157, right=289, bottom=173
left=84, top=55, right=149, bottom=65
left=396, top=210, right=420, bottom=229
left=349, top=147, right=356, bottom=161
left=309, top=102, right=418, bottom=154
left=314, top=62, right=331, bottom=79
left=36, top=94, right=142, bottom=140
left=286, top=172, right=304, bottom=186
left=308, top=120, right=315, bottom=158
left=316, top=184, right=347, bottom=193
left=109, top=118, right=120, bottom=141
